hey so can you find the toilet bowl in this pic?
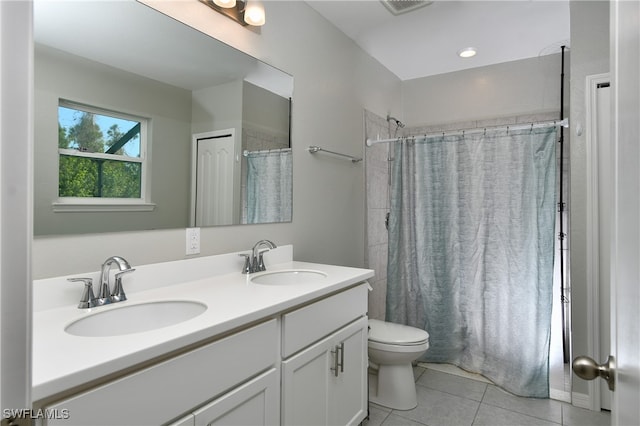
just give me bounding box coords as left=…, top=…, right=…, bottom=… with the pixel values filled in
left=368, top=319, right=429, bottom=410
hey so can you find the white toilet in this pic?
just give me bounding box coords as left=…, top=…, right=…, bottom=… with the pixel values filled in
left=368, top=319, right=429, bottom=410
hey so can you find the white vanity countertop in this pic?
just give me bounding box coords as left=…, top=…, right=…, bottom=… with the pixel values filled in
left=32, top=257, right=374, bottom=401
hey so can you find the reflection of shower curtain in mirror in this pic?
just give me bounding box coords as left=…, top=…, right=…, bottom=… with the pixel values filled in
left=386, top=127, right=557, bottom=398
left=246, top=150, right=292, bottom=224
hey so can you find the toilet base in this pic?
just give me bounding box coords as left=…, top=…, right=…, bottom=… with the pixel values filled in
left=369, top=363, right=417, bottom=410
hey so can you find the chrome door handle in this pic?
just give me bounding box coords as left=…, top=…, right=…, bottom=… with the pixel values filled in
left=572, top=355, right=615, bottom=391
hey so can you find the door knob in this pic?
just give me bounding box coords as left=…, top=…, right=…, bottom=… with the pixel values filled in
left=572, top=355, right=615, bottom=391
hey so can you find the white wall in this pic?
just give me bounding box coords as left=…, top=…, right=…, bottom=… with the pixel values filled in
left=32, top=1, right=402, bottom=278
left=191, top=79, right=243, bottom=135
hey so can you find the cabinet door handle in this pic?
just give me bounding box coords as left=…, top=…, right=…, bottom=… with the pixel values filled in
left=338, top=342, right=344, bottom=373
left=331, top=345, right=340, bottom=377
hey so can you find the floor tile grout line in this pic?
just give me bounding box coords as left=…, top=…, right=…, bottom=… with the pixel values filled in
left=385, top=408, right=430, bottom=426
left=415, top=378, right=488, bottom=404
left=479, top=399, right=563, bottom=425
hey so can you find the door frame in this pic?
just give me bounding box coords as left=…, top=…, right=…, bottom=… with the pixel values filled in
left=584, top=72, right=611, bottom=411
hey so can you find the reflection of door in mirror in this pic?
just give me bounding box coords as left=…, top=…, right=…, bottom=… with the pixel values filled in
left=191, top=130, right=239, bottom=227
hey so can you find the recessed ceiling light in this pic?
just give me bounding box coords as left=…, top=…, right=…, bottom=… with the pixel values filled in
left=458, top=47, right=477, bottom=58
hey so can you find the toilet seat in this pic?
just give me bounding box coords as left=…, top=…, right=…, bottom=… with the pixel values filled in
left=368, top=319, right=429, bottom=346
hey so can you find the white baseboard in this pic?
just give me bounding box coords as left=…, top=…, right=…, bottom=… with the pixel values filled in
left=572, top=392, right=595, bottom=410
left=550, top=388, right=571, bottom=403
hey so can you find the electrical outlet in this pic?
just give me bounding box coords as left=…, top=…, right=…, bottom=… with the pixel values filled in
left=186, top=227, right=200, bottom=255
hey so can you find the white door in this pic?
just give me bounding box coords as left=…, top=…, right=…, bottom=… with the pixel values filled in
left=610, top=0, right=640, bottom=424
left=574, top=2, right=639, bottom=423
left=192, top=131, right=237, bottom=227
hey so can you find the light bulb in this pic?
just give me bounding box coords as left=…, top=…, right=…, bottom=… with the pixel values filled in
left=244, top=0, right=265, bottom=26
left=213, top=0, right=236, bottom=8
left=457, top=47, right=477, bottom=58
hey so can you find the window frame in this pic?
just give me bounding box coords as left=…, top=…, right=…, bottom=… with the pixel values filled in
left=54, top=100, right=154, bottom=213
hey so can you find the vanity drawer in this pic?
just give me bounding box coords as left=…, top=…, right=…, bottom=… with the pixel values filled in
left=281, top=283, right=368, bottom=358
left=45, top=319, right=278, bottom=426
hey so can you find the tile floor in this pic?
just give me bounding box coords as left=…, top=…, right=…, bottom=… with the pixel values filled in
left=365, top=366, right=611, bottom=426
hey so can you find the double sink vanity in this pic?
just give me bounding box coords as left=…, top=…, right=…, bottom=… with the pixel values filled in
left=32, top=245, right=374, bottom=425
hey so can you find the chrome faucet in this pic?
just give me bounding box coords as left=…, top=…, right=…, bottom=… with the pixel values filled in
left=98, top=256, right=135, bottom=305
left=240, top=240, right=277, bottom=274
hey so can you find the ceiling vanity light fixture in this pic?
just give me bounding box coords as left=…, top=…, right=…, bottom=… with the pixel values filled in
left=457, top=47, right=477, bottom=58
left=200, top=0, right=265, bottom=27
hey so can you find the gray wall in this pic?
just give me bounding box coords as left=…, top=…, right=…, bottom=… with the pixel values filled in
left=569, top=0, right=610, bottom=396
left=32, top=1, right=402, bottom=278
left=243, top=81, right=290, bottom=140
left=402, top=53, right=563, bottom=127
left=34, top=45, right=192, bottom=235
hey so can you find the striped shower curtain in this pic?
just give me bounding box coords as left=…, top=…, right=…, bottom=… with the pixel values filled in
left=386, top=127, right=557, bottom=397
left=246, top=149, right=292, bottom=224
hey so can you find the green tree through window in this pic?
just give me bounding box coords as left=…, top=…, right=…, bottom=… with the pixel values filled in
left=58, top=103, right=144, bottom=199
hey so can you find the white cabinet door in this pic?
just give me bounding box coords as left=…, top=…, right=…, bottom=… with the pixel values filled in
left=282, top=317, right=367, bottom=426
left=281, top=338, right=332, bottom=425
left=193, top=368, right=280, bottom=426
left=328, top=319, right=367, bottom=426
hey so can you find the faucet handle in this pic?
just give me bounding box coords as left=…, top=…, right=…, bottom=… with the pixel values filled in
left=256, top=248, right=271, bottom=272
left=111, top=268, right=135, bottom=303
left=238, top=253, right=252, bottom=274
left=68, top=278, right=97, bottom=309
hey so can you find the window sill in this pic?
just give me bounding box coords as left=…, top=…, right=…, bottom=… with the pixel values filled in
left=52, top=202, right=156, bottom=213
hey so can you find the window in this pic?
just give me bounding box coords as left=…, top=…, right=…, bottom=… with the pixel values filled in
left=56, top=100, right=152, bottom=211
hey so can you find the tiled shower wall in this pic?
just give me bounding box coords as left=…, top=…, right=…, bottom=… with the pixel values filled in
left=364, top=109, right=567, bottom=321
left=364, top=110, right=394, bottom=320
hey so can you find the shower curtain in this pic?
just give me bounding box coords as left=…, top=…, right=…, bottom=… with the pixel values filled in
left=386, top=127, right=557, bottom=397
left=246, top=150, right=292, bottom=223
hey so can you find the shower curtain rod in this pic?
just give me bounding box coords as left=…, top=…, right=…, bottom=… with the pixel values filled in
left=243, top=147, right=291, bottom=156
left=366, top=118, right=569, bottom=146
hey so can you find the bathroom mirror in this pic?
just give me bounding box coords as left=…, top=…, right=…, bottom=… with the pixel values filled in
left=33, top=0, right=293, bottom=236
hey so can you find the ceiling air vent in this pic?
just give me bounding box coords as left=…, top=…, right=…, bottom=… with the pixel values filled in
left=380, top=0, right=433, bottom=16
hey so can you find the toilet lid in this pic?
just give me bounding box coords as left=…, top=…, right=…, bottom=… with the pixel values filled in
left=368, top=319, right=429, bottom=345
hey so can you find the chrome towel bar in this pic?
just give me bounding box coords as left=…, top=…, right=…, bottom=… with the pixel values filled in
left=308, top=146, right=362, bottom=163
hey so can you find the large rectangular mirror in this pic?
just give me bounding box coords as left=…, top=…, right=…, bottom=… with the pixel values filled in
left=34, top=0, right=293, bottom=236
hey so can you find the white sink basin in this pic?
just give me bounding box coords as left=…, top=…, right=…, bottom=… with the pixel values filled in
left=250, top=269, right=328, bottom=285
left=65, top=300, right=207, bottom=337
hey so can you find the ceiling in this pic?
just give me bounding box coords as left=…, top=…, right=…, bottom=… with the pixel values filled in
left=305, top=0, right=570, bottom=81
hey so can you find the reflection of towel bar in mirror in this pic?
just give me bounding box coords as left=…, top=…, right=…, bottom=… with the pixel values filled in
left=308, top=146, right=362, bottom=163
